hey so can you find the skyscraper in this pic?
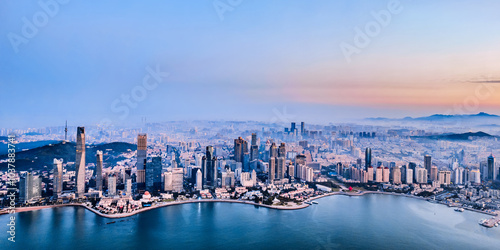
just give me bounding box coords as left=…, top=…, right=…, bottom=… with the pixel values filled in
left=276, top=157, right=285, bottom=179
left=234, top=137, right=248, bottom=163
left=288, top=162, right=294, bottom=180
left=278, top=143, right=286, bottom=158
left=367, top=166, right=374, bottom=182
left=20, top=172, right=42, bottom=202
left=424, top=155, right=432, bottom=177
left=405, top=167, right=413, bottom=184
left=251, top=133, right=257, bottom=146
left=487, top=154, right=495, bottom=181
left=365, top=148, right=372, bottom=170
left=146, top=156, right=162, bottom=194
left=96, top=150, right=103, bottom=191
left=453, top=167, right=464, bottom=185
left=375, top=167, right=383, bottom=182
left=430, top=166, right=438, bottom=181
left=438, top=170, right=452, bottom=185
left=391, top=167, right=401, bottom=184
left=416, top=168, right=428, bottom=184
left=250, top=133, right=259, bottom=161
left=204, top=146, right=218, bottom=187
left=125, top=178, right=132, bottom=195
left=172, top=168, right=184, bottom=192
left=196, top=169, right=202, bottom=191
left=137, top=133, right=147, bottom=192
left=268, top=157, right=276, bottom=182
left=270, top=143, right=278, bottom=158
left=75, top=127, right=86, bottom=198
left=470, top=168, right=481, bottom=184
left=108, top=174, right=117, bottom=196
left=295, top=154, right=306, bottom=178
left=53, top=158, right=63, bottom=198
left=300, top=122, right=305, bottom=135
left=201, top=155, right=207, bottom=186
left=164, top=171, right=173, bottom=191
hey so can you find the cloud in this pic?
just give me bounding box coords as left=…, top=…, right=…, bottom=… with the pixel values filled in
left=469, top=80, right=500, bottom=84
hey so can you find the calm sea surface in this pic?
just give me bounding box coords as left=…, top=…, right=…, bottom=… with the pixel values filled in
left=1, top=194, right=499, bottom=249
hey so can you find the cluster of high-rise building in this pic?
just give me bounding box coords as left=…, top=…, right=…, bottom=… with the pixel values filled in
left=338, top=149, right=493, bottom=188
left=37, top=126, right=318, bottom=201
left=19, top=172, right=42, bottom=202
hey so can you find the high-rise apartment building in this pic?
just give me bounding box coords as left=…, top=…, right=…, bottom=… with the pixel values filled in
left=391, top=167, right=401, bottom=184
left=268, top=157, right=276, bottom=182
left=430, top=166, right=438, bottom=181
left=276, top=157, right=285, bottom=179
left=53, top=158, right=63, bottom=198
left=416, top=168, right=428, bottom=184
left=108, top=174, right=117, bottom=196
left=438, top=170, right=451, bottom=185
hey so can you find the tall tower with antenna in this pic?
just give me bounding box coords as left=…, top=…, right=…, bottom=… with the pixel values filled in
left=64, top=120, right=68, bottom=141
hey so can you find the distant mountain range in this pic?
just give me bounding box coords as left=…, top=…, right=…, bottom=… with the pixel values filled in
left=0, top=141, right=136, bottom=172
left=367, top=112, right=500, bottom=123
left=412, top=131, right=497, bottom=140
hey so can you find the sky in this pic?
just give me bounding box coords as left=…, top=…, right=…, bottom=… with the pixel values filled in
left=1, top=0, right=500, bottom=128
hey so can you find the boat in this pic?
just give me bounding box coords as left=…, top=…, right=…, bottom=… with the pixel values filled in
left=454, top=208, right=464, bottom=212
left=304, top=202, right=312, bottom=205
left=106, top=221, right=116, bottom=224
left=312, top=201, right=318, bottom=204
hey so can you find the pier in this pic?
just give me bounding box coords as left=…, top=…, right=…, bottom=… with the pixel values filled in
left=480, top=214, right=500, bottom=228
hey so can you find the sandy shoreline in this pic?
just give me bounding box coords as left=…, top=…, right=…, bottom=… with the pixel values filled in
left=1, top=191, right=496, bottom=218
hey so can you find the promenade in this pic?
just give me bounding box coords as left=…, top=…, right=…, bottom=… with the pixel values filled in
left=1, top=191, right=496, bottom=219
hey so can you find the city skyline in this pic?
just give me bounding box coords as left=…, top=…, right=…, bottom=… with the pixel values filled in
left=2, top=0, right=500, bottom=128
left=2, top=114, right=500, bottom=248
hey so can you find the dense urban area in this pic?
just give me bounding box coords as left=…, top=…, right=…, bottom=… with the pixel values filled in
left=1, top=116, right=500, bottom=226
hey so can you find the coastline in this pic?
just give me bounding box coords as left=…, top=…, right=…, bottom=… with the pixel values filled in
left=1, top=191, right=496, bottom=218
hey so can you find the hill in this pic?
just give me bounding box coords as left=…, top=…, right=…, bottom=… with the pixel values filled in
left=0, top=141, right=136, bottom=172
left=412, top=131, right=495, bottom=140
left=367, top=112, right=500, bottom=123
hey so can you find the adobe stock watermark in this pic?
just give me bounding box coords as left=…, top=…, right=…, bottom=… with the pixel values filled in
left=6, top=0, right=70, bottom=53
left=98, top=64, right=169, bottom=128
left=213, top=0, right=244, bottom=21
left=6, top=134, right=17, bottom=243
left=444, top=76, right=499, bottom=127
left=340, top=0, right=403, bottom=63
left=270, top=106, right=296, bottom=127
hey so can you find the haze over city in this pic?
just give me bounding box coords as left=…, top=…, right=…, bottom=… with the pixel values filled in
left=2, top=0, right=500, bottom=128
